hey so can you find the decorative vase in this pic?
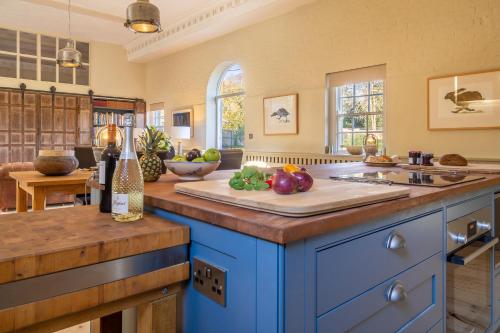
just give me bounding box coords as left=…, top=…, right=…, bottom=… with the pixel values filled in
left=139, top=152, right=162, bottom=182
left=34, top=150, right=79, bottom=176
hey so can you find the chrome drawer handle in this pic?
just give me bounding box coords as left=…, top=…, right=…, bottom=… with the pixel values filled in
left=386, top=281, right=407, bottom=303
left=385, top=232, right=407, bottom=250
left=476, top=220, right=491, bottom=231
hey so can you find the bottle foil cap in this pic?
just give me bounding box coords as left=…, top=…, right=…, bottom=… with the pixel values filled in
left=123, top=113, right=135, bottom=127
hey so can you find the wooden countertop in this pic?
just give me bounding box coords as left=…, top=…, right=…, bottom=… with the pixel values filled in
left=144, top=163, right=500, bottom=244
left=0, top=206, right=189, bottom=284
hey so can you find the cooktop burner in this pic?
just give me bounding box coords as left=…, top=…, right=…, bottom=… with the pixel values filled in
left=331, top=170, right=485, bottom=187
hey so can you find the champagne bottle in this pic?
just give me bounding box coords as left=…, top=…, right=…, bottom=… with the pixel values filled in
left=99, top=124, right=121, bottom=213
left=112, top=114, right=144, bottom=222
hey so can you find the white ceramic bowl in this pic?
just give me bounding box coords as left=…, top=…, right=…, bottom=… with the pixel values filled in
left=164, top=160, right=221, bottom=181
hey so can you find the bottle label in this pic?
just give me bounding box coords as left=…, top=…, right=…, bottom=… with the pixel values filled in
left=99, top=161, right=106, bottom=185
left=112, top=193, right=129, bottom=214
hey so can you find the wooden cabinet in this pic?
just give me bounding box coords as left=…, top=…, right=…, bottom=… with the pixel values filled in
left=0, top=90, right=38, bottom=163
left=78, top=96, right=92, bottom=146
left=0, top=88, right=96, bottom=162
left=0, top=88, right=143, bottom=162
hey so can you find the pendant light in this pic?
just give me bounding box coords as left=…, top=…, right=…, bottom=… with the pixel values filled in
left=57, top=0, right=82, bottom=68
left=124, top=0, right=162, bottom=33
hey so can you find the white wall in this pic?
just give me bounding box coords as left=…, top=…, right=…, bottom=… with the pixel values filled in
left=0, top=41, right=145, bottom=99
left=145, top=0, right=500, bottom=159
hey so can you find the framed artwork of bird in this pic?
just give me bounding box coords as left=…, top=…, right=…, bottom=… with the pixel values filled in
left=263, top=93, right=299, bottom=135
left=428, top=69, right=500, bottom=130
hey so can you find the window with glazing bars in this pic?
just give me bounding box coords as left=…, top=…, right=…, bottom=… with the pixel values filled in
left=335, top=80, right=384, bottom=152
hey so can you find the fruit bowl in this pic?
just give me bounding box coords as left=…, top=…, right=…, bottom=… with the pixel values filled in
left=164, top=160, right=221, bottom=181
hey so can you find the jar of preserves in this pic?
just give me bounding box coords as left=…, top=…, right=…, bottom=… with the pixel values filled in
left=421, top=153, right=434, bottom=166
left=408, top=151, right=422, bottom=165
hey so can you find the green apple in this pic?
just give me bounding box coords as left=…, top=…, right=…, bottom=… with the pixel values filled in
left=173, top=155, right=187, bottom=161
left=203, top=148, right=221, bottom=162
left=192, top=157, right=206, bottom=163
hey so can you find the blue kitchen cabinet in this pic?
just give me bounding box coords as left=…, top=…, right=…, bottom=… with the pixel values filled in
left=149, top=205, right=445, bottom=333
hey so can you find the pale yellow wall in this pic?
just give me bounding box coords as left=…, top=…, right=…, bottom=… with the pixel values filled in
left=145, top=0, right=500, bottom=159
left=0, top=41, right=145, bottom=99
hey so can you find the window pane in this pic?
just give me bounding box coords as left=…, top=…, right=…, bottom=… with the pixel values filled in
left=59, top=38, right=71, bottom=49
left=219, top=64, right=244, bottom=95
left=373, top=133, right=384, bottom=150
left=338, top=116, right=352, bottom=132
left=371, top=80, right=384, bottom=94
left=76, top=42, right=89, bottom=63
left=354, top=82, right=369, bottom=96
left=353, top=133, right=366, bottom=146
left=370, top=95, right=383, bottom=113
left=59, top=65, right=73, bottom=84
left=0, top=54, right=16, bottom=78
left=20, top=32, right=37, bottom=56
left=352, top=115, right=367, bottom=132
left=76, top=64, right=89, bottom=85
left=0, top=28, right=17, bottom=53
left=367, top=114, right=384, bottom=131
left=339, top=84, right=353, bottom=97
left=220, top=94, right=244, bottom=149
left=41, top=35, right=56, bottom=58
left=353, top=96, right=368, bottom=113
left=338, top=97, right=353, bottom=114
left=338, top=132, right=352, bottom=150
left=20, top=57, right=37, bottom=80
left=41, top=59, right=56, bottom=82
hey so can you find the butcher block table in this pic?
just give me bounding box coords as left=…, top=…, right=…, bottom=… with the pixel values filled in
left=0, top=206, right=190, bottom=333
left=9, top=170, right=92, bottom=213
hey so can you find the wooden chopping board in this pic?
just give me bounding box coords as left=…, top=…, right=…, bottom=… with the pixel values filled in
left=400, top=163, right=500, bottom=174
left=175, top=179, right=410, bottom=217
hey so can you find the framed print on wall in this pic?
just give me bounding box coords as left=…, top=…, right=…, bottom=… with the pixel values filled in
left=428, top=69, right=500, bottom=130
left=263, top=93, right=299, bottom=135
left=172, top=107, right=194, bottom=137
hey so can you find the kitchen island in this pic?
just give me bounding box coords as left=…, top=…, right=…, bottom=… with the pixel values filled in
left=142, top=163, right=500, bottom=333
left=0, top=207, right=189, bottom=333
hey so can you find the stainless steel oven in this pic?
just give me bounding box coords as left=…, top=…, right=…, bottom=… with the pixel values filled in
left=446, top=205, right=498, bottom=333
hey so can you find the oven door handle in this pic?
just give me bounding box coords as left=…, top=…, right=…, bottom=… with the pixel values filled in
left=448, top=237, right=498, bottom=266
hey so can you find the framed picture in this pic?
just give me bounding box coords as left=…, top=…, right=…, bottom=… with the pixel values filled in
left=172, top=107, right=194, bottom=137
left=263, top=94, right=299, bottom=135
left=428, top=69, right=500, bottom=130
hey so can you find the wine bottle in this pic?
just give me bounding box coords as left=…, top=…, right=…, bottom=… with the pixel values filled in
left=112, top=114, right=144, bottom=222
left=99, top=124, right=121, bottom=213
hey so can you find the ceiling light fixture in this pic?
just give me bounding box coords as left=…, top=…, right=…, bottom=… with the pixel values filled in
left=124, top=0, right=162, bottom=33
left=57, top=0, right=82, bottom=68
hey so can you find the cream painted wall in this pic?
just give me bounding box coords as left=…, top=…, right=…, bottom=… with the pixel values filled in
left=0, top=41, right=145, bottom=99
left=145, top=0, right=500, bottom=159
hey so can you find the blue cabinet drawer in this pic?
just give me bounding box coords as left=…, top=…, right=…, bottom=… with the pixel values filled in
left=316, top=211, right=442, bottom=315
left=447, top=194, right=491, bottom=222
left=317, top=253, right=442, bottom=333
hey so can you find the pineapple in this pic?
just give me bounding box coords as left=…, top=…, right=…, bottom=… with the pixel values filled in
left=138, top=126, right=170, bottom=182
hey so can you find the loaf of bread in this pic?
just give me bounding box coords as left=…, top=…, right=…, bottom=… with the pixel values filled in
left=439, top=154, right=468, bottom=166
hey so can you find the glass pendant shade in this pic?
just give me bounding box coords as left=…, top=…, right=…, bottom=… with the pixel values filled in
left=57, top=40, right=82, bottom=68
left=124, top=0, right=161, bottom=33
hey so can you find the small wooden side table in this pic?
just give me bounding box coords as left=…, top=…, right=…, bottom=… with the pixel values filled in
left=9, top=170, right=92, bottom=212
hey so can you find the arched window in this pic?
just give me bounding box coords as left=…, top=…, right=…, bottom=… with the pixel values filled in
left=215, top=64, right=245, bottom=149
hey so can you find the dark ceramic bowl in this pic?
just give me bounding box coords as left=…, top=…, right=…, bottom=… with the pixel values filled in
left=34, top=150, right=79, bottom=176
